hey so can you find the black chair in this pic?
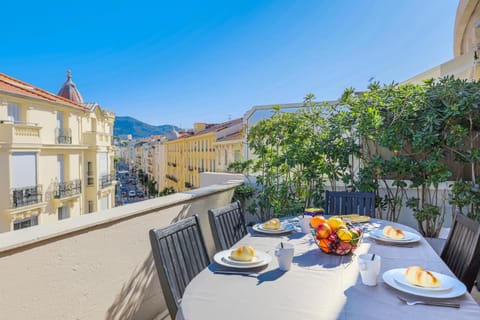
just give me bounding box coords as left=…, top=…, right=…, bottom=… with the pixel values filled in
left=149, top=215, right=210, bottom=318
left=440, top=213, right=480, bottom=292
left=324, top=190, right=376, bottom=217
left=208, top=200, right=247, bottom=251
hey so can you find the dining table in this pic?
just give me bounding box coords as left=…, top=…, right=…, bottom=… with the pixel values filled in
left=175, top=218, right=480, bottom=320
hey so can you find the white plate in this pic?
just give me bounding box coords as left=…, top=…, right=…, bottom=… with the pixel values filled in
left=392, top=268, right=455, bottom=292
left=252, top=223, right=295, bottom=234
left=214, top=249, right=272, bottom=269
left=370, top=229, right=421, bottom=244
left=383, top=268, right=466, bottom=298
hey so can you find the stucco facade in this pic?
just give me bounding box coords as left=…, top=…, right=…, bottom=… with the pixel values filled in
left=406, top=0, right=480, bottom=83
left=0, top=72, right=115, bottom=232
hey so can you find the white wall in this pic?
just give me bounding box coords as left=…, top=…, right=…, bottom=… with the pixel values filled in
left=0, top=181, right=240, bottom=320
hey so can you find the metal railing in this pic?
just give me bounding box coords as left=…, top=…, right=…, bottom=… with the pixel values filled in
left=53, top=179, right=82, bottom=199
left=56, top=128, right=72, bottom=144
left=99, top=173, right=115, bottom=188
left=11, top=185, right=43, bottom=208
left=166, top=174, right=178, bottom=183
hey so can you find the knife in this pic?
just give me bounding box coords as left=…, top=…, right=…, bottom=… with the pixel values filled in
left=213, top=270, right=259, bottom=278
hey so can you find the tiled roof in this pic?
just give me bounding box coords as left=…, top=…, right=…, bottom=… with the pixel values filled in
left=216, top=131, right=243, bottom=142
left=192, top=118, right=243, bottom=137
left=0, top=72, right=89, bottom=110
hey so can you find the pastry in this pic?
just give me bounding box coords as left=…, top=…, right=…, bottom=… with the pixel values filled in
left=405, top=266, right=441, bottom=288
left=263, top=218, right=281, bottom=230
left=230, top=245, right=255, bottom=262
left=382, top=225, right=405, bottom=240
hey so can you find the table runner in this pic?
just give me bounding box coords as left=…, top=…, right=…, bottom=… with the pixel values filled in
left=176, top=219, right=480, bottom=320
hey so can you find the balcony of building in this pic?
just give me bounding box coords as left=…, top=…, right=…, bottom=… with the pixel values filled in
left=10, top=185, right=43, bottom=208
left=99, top=172, right=116, bottom=189
left=0, top=121, right=41, bottom=145
left=55, top=128, right=72, bottom=144
left=0, top=181, right=240, bottom=319
left=53, top=179, right=82, bottom=199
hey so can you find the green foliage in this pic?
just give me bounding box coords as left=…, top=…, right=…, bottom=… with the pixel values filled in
left=159, top=187, right=175, bottom=196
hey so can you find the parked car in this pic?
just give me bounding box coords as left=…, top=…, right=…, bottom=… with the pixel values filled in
left=136, top=190, right=144, bottom=197
left=128, top=190, right=136, bottom=197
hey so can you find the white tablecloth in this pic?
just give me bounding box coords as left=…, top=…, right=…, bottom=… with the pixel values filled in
left=176, top=219, right=480, bottom=320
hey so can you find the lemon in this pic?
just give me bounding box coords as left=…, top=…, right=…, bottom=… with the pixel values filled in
left=327, top=217, right=345, bottom=230
left=337, top=229, right=353, bottom=242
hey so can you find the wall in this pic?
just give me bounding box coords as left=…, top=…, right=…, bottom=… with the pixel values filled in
left=0, top=181, right=240, bottom=320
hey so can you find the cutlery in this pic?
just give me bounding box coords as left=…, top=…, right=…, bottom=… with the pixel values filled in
left=373, top=240, right=414, bottom=248
left=397, top=295, right=460, bottom=308
left=214, top=270, right=259, bottom=278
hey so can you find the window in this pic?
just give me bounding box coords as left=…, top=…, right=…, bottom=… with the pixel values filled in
left=234, top=150, right=241, bottom=162
left=87, top=161, right=94, bottom=186
left=100, top=196, right=108, bottom=210
left=224, top=150, right=228, bottom=166
left=91, top=118, right=97, bottom=132
left=7, top=103, right=20, bottom=123
left=58, top=206, right=70, bottom=220
left=88, top=200, right=95, bottom=213
left=14, top=216, right=38, bottom=230
left=12, top=153, right=37, bottom=188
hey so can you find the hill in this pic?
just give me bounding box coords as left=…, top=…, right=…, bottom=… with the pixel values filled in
left=114, top=116, right=180, bottom=139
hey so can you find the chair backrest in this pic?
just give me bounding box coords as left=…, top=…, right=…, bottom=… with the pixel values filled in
left=208, top=200, right=247, bottom=251
left=149, top=215, right=210, bottom=318
left=325, top=191, right=376, bottom=217
left=440, top=213, right=480, bottom=292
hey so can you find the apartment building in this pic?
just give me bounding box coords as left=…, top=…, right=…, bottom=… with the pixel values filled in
left=405, top=0, right=480, bottom=83
left=0, top=71, right=115, bottom=232
left=165, top=118, right=242, bottom=192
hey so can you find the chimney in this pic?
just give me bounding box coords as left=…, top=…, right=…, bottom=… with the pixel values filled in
left=194, top=122, right=207, bottom=133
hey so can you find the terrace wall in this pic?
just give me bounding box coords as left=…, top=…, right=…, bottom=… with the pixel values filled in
left=0, top=181, right=241, bottom=320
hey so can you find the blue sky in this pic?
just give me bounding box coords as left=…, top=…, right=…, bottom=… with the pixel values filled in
left=2, top=1, right=457, bottom=128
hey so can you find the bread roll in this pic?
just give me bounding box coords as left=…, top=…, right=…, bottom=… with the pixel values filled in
left=263, top=218, right=281, bottom=230
left=405, top=266, right=441, bottom=288
left=382, top=225, right=405, bottom=240
left=230, top=245, right=255, bottom=262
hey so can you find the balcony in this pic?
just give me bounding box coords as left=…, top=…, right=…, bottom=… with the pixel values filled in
left=55, top=128, right=72, bottom=144
left=53, top=179, right=82, bottom=199
left=166, top=174, right=178, bottom=183
left=0, top=121, right=41, bottom=145
left=99, top=173, right=115, bottom=188
left=10, top=185, right=43, bottom=208
left=185, top=182, right=193, bottom=188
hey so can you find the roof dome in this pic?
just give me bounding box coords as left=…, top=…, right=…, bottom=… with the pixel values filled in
left=57, top=70, right=84, bottom=104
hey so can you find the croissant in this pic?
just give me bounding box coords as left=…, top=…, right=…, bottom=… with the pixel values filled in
left=263, top=218, right=281, bottom=230
left=230, top=245, right=255, bottom=262
left=405, top=266, right=441, bottom=288
left=382, top=225, right=405, bottom=240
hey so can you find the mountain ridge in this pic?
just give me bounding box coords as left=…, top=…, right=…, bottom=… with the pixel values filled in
left=114, top=116, right=180, bottom=139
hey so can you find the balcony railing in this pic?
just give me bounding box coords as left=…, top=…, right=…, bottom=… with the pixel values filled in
left=185, top=182, right=193, bottom=188
left=56, top=128, right=72, bottom=144
left=53, top=179, right=82, bottom=199
left=166, top=174, right=178, bottom=183
left=99, top=173, right=115, bottom=188
left=11, top=185, right=43, bottom=208
left=188, top=166, right=193, bottom=171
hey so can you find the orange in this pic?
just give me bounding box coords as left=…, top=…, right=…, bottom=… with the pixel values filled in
left=327, top=217, right=345, bottom=231
left=310, top=215, right=327, bottom=228
left=315, top=222, right=331, bottom=239
left=318, top=238, right=331, bottom=253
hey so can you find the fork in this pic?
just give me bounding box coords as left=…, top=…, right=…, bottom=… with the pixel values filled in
left=397, top=295, right=460, bottom=308
left=213, top=270, right=259, bottom=278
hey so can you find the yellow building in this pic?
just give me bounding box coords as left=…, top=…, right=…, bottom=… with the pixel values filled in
left=406, top=0, right=480, bottom=83
left=0, top=71, right=115, bottom=232
left=165, top=118, right=242, bottom=192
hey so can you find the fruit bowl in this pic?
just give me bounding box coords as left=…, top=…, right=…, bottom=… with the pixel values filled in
left=311, top=216, right=362, bottom=255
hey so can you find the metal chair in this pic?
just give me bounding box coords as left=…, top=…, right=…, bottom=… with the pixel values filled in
left=440, top=213, right=480, bottom=292
left=208, top=200, right=247, bottom=251
left=149, top=215, right=210, bottom=318
left=324, top=190, right=376, bottom=217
